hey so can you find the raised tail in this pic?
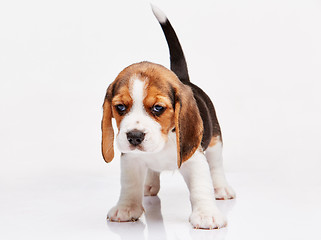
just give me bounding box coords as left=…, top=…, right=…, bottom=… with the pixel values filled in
left=151, top=4, right=190, bottom=83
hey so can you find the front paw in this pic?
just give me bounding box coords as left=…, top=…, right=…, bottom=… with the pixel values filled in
left=214, top=186, right=236, bottom=200
left=107, top=204, right=144, bottom=222
left=189, top=209, right=227, bottom=229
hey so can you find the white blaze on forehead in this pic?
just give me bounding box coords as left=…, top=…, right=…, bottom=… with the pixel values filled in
left=116, top=77, right=166, bottom=153
left=130, top=78, right=146, bottom=113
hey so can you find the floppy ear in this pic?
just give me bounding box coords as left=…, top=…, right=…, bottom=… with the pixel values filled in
left=101, top=88, right=114, bottom=163
left=174, top=85, right=203, bottom=167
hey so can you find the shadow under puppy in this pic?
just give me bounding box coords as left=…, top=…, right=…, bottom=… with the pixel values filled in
left=101, top=5, right=235, bottom=229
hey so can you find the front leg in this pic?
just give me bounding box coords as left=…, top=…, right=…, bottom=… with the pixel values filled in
left=144, top=169, right=160, bottom=196
left=107, top=154, right=147, bottom=222
left=179, top=151, right=227, bottom=229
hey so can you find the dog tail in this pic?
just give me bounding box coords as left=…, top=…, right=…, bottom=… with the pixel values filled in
left=151, top=4, right=190, bottom=83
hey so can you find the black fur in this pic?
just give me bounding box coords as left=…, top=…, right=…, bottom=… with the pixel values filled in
left=157, top=19, right=190, bottom=84
left=155, top=14, right=222, bottom=150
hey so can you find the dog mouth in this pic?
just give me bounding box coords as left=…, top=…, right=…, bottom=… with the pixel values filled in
left=117, top=132, right=165, bottom=154
left=129, top=145, right=145, bottom=152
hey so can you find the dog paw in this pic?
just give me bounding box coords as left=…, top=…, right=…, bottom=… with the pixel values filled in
left=107, top=204, right=144, bottom=222
left=214, top=186, right=236, bottom=200
left=189, top=209, right=227, bottom=229
left=144, top=184, right=160, bottom=196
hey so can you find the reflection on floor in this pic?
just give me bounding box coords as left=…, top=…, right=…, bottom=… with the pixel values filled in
left=107, top=193, right=236, bottom=240
left=1, top=171, right=320, bottom=240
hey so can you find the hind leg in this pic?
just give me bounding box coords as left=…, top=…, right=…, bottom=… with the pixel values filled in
left=205, top=136, right=235, bottom=200
left=144, top=169, right=160, bottom=196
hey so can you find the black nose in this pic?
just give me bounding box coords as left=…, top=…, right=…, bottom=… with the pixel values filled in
left=126, top=130, right=145, bottom=146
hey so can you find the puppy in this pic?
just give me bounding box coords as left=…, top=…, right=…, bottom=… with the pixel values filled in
left=101, top=5, right=235, bottom=229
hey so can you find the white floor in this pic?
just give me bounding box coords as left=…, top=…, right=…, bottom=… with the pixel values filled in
left=1, top=169, right=320, bottom=240
left=1, top=1, right=321, bottom=239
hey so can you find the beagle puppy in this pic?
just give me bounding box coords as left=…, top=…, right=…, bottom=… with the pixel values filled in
left=102, top=5, right=235, bottom=229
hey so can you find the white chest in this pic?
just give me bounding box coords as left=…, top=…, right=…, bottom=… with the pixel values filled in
left=125, top=132, right=178, bottom=172
left=142, top=141, right=177, bottom=172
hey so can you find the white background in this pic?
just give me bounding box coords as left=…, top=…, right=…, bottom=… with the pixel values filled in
left=1, top=0, right=320, bottom=239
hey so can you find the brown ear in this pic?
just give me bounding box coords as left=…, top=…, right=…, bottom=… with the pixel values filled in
left=174, top=85, right=203, bottom=167
left=101, top=91, right=114, bottom=163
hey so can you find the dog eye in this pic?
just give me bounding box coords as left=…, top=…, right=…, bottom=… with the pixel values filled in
left=115, top=104, right=126, bottom=114
left=151, top=105, right=166, bottom=116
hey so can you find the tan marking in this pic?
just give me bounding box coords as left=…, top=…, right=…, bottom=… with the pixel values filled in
left=144, top=87, right=175, bottom=136
left=101, top=61, right=203, bottom=166
left=101, top=97, right=114, bottom=163
left=209, top=135, right=221, bottom=147
left=111, top=87, right=133, bottom=130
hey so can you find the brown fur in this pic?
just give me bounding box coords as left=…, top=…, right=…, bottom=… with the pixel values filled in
left=208, top=135, right=220, bottom=147
left=101, top=98, right=114, bottom=163
left=101, top=62, right=205, bottom=167
left=111, top=88, right=133, bottom=129
left=144, top=91, right=175, bottom=136
left=173, top=84, right=203, bottom=166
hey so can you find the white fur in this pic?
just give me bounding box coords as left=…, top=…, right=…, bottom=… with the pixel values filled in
left=151, top=4, right=167, bottom=24
left=141, top=131, right=177, bottom=171
left=108, top=79, right=235, bottom=229
left=108, top=145, right=228, bottom=228
left=116, top=78, right=166, bottom=153
left=206, top=140, right=236, bottom=200
left=107, top=154, right=146, bottom=221
left=179, top=152, right=227, bottom=229
left=144, top=169, right=160, bottom=196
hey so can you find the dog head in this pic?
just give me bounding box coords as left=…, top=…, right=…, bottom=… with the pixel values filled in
left=101, top=62, right=203, bottom=167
